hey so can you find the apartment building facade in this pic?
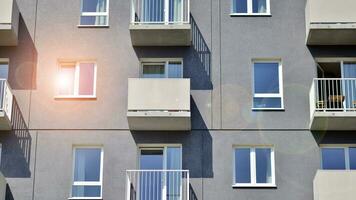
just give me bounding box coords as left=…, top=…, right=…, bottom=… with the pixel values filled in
left=0, top=0, right=356, bottom=199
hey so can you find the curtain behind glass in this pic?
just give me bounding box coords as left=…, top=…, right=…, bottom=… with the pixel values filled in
left=166, top=147, right=182, bottom=200
left=169, top=0, right=183, bottom=22
left=142, top=0, right=164, bottom=22
left=342, top=63, right=356, bottom=109
left=95, top=0, right=107, bottom=25
left=253, top=0, right=267, bottom=13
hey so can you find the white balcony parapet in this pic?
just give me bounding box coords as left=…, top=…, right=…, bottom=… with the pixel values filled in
left=0, top=0, right=20, bottom=46
left=309, top=78, right=356, bottom=130
left=127, top=78, right=191, bottom=131
left=126, top=170, right=190, bottom=200
left=314, top=170, right=356, bottom=200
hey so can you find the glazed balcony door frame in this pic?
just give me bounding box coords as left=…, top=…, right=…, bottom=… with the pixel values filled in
left=137, top=144, right=183, bottom=200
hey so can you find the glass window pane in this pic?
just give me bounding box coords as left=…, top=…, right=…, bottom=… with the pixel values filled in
left=140, top=149, right=164, bottom=170
left=253, top=97, right=282, bottom=108
left=168, top=62, right=183, bottom=78
left=142, top=0, right=165, bottom=22
left=58, top=65, right=75, bottom=96
left=349, top=148, right=356, bottom=169
left=80, top=16, right=107, bottom=26
left=142, top=64, right=165, bottom=78
left=321, top=148, right=346, bottom=170
left=235, top=148, right=251, bottom=183
left=72, top=186, right=101, bottom=197
left=256, top=148, right=272, bottom=183
left=79, top=63, right=95, bottom=96
left=82, top=0, right=107, bottom=12
left=74, top=148, right=102, bottom=182
left=0, top=63, right=9, bottom=79
left=252, top=0, right=267, bottom=13
left=254, top=62, right=280, bottom=94
left=233, top=0, right=248, bottom=13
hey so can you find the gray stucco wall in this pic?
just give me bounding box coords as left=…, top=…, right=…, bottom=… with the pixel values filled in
left=0, top=0, right=356, bottom=199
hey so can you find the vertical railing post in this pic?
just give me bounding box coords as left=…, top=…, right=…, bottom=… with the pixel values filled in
left=187, top=0, right=190, bottom=23
left=186, top=171, right=189, bottom=200
left=164, top=0, right=169, bottom=24
left=126, top=171, right=131, bottom=200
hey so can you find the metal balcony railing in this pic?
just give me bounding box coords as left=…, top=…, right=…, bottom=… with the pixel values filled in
left=126, top=170, right=190, bottom=200
left=310, top=78, right=356, bottom=114
left=131, top=0, right=190, bottom=24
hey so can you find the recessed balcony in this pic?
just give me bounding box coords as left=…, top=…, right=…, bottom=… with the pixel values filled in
left=129, top=0, right=191, bottom=46
left=127, top=78, right=191, bottom=131
left=309, top=78, right=356, bottom=130
left=314, top=170, right=356, bottom=200
left=306, top=0, right=356, bottom=45
left=0, top=0, right=19, bottom=46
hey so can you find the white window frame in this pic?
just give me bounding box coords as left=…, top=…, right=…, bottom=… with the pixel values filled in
left=79, top=0, right=110, bottom=27
left=230, top=0, right=271, bottom=16
left=0, top=58, right=9, bottom=80
left=233, top=146, right=276, bottom=187
left=252, top=59, right=284, bottom=110
left=140, top=58, right=183, bottom=78
left=70, top=146, right=104, bottom=200
left=320, top=145, right=356, bottom=170
left=56, top=61, right=97, bottom=99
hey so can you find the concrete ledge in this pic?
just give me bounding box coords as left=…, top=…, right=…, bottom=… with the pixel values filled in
left=314, top=170, right=356, bottom=200
left=310, top=111, right=356, bottom=130
left=129, top=24, right=192, bottom=46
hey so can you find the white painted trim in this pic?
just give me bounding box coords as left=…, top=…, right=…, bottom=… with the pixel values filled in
left=70, top=146, right=104, bottom=199
left=320, top=146, right=356, bottom=170
left=230, top=0, right=271, bottom=15
left=233, top=146, right=276, bottom=187
left=140, top=58, right=184, bottom=78
left=0, top=58, right=9, bottom=63
left=57, top=61, right=97, bottom=99
left=252, top=59, right=284, bottom=110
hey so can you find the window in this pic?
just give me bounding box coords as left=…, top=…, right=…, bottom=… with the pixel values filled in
left=141, top=59, right=183, bottom=78
left=57, top=61, right=97, bottom=98
left=252, top=60, right=283, bottom=110
left=321, top=147, right=356, bottom=170
left=231, top=0, right=270, bottom=15
left=80, top=0, right=109, bottom=26
left=0, top=62, right=9, bottom=79
left=233, top=146, right=275, bottom=187
left=71, top=147, right=103, bottom=199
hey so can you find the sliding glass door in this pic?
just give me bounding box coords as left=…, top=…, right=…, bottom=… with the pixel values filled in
left=141, top=0, right=183, bottom=23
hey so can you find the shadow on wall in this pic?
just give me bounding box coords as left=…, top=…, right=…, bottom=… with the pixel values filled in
left=312, top=131, right=356, bottom=145
left=132, top=16, right=212, bottom=90
left=0, top=98, right=31, bottom=178
left=188, top=15, right=212, bottom=90
left=5, top=184, right=14, bottom=200
left=130, top=98, right=213, bottom=199
left=0, top=14, right=37, bottom=90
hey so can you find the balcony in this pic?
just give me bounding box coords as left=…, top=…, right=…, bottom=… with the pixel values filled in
left=306, top=0, right=356, bottom=45
left=309, top=78, right=356, bottom=130
left=0, top=80, right=13, bottom=130
left=129, top=0, right=191, bottom=46
left=314, top=170, right=356, bottom=200
left=127, top=78, right=190, bottom=131
left=0, top=0, right=19, bottom=46
left=126, top=170, right=190, bottom=200
left=0, top=172, right=6, bottom=200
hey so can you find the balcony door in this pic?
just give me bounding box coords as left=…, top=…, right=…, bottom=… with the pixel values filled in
left=139, top=146, right=182, bottom=200
left=342, top=62, right=356, bottom=110
left=140, top=0, right=183, bottom=23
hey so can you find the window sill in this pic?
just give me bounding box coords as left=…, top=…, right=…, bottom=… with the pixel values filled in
left=230, top=13, right=271, bottom=17
left=54, top=95, right=97, bottom=100
left=252, top=108, right=285, bottom=111
left=232, top=184, right=277, bottom=188
left=77, top=25, right=109, bottom=28
left=68, top=197, right=102, bottom=200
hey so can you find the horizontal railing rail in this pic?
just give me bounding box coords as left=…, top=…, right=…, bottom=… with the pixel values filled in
left=131, top=0, right=190, bottom=24
left=126, top=170, right=190, bottom=200
left=311, top=78, right=356, bottom=112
